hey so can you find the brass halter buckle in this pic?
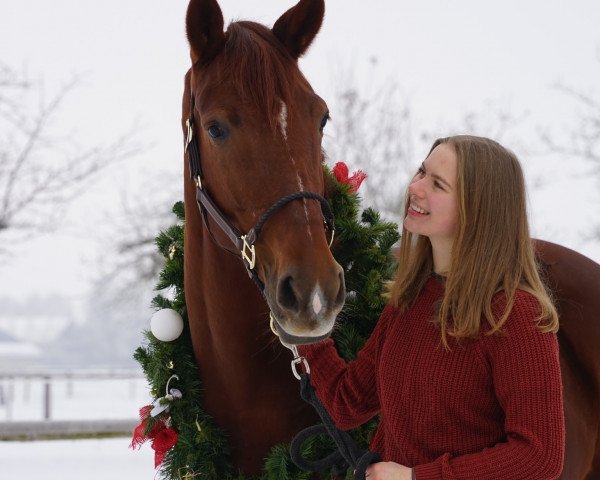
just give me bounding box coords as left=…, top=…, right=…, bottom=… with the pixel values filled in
left=185, top=118, right=194, bottom=151
left=240, top=235, right=256, bottom=270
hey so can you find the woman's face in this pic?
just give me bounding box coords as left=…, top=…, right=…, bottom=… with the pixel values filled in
left=404, top=143, right=459, bottom=244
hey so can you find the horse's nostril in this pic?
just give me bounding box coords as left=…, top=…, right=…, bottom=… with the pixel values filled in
left=277, top=275, right=300, bottom=313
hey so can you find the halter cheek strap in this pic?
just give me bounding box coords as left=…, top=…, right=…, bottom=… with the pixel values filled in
left=185, top=94, right=335, bottom=289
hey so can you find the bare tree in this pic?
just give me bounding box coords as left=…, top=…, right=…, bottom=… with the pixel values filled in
left=91, top=173, right=180, bottom=303
left=461, top=101, right=530, bottom=145
left=324, top=73, right=426, bottom=222
left=541, top=72, right=600, bottom=238
left=322, top=70, right=527, bottom=224
left=542, top=85, right=600, bottom=166
left=0, top=63, right=145, bottom=253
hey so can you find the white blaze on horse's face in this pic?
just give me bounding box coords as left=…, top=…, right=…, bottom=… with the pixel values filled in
left=278, top=100, right=314, bottom=242
left=311, top=285, right=324, bottom=316
left=278, top=101, right=288, bottom=140
left=293, top=174, right=313, bottom=241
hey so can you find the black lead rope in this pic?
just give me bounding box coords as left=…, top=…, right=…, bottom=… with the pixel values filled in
left=290, top=373, right=381, bottom=479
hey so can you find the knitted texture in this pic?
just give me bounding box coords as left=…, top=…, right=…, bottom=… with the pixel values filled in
left=300, top=277, right=565, bottom=479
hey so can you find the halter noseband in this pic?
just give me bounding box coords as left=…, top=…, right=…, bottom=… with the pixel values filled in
left=185, top=94, right=335, bottom=291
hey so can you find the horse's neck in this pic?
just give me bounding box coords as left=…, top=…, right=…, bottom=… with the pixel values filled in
left=184, top=211, right=272, bottom=359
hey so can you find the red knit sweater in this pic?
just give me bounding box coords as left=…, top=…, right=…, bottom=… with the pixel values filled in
left=300, top=277, right=564, bottom=479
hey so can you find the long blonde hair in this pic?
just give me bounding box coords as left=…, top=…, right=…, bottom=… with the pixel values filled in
left=387, top=135, right=558, bottom=348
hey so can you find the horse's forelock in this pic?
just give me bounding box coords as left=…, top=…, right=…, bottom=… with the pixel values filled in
left=223, top=21, right=303, bottom=132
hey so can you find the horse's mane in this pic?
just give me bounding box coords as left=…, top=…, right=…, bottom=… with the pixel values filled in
left=222, top=21, right=307, bottom=132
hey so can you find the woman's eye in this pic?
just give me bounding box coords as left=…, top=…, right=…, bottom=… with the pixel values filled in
left=416, top=167, right=425, bottom=177
left=320, top=112, right=330, bottom=131
left=207, top=124, right=227, bottom=139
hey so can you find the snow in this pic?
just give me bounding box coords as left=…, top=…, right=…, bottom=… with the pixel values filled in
left=0, top=376, right=159, bottom=478
left=0, top=341, right=41, bottom=359
left=0, top=438, right=156, bottom=480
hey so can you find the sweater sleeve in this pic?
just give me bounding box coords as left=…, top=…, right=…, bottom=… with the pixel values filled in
left=298, top=304, right=396, bottom=430
left=413, top=292, right=565, bottom=480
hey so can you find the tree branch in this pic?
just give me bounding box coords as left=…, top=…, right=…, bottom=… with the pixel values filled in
left=0, top=66, right=147, bottom=249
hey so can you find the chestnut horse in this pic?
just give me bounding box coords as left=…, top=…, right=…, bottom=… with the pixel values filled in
left=182, top=0, right=600, bottom=477
left=182, top=0, right=340, bottom=474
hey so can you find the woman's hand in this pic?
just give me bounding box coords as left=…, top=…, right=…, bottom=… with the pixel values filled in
left=365, top=461, right=413, bottom=480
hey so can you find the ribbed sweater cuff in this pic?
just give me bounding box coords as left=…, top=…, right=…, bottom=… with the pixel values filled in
left=297, top=339, right=335, bottom=361
left=413, top=461, right=442, bottom=479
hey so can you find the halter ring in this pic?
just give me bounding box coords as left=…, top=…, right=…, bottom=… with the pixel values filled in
left=328, top=227, right=335, bottom=248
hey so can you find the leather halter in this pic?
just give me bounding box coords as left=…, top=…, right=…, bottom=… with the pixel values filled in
left=185, top=93, right=335, bottom=292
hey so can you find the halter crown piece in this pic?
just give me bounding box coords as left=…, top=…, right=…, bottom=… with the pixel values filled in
left=185, top=92, right=335, bottom=292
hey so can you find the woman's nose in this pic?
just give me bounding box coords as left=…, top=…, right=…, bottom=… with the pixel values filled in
left=408, top=177, right=424, bottom=197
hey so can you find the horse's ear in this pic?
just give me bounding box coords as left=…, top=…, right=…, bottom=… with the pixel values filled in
left=272, top=0, right=325, bottom=59
left=186, top=0, right=226, bottom=64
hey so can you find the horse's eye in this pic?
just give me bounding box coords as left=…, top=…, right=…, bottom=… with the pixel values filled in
left=320, top=112, right=330, bottom=131
left=207, top=124, right=227, bottom=139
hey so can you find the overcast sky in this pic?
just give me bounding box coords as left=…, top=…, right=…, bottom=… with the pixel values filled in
left=1, top=0, right=599, bottom=301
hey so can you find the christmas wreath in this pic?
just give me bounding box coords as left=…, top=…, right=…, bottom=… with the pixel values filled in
left=132, top=163, right=400, bottom=479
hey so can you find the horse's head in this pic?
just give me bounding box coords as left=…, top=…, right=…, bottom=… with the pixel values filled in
left=184, top=0, right=344, bottom=345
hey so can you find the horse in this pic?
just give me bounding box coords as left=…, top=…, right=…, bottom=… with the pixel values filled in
left=181, top=0, right=600, bottom=477
left=535, top=240, right=600, bottom=480
left=182, top=0, right=341, bottom=474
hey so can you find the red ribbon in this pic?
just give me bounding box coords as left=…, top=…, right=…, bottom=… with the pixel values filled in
left=130, top=405, right=179, bottom=468
left=332, top=162, right=367, bottom=193
left=152, top=427, right=179, bottom=468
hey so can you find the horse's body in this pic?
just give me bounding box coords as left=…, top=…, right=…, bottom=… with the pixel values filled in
left=182, top=0, right=600, bottom=477
left=535, top=239, right=600, bottom=480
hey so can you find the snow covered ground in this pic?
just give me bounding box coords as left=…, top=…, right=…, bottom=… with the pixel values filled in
left=0, top=376, right=160, bottom=478
left=1, top=438, right=156, bottom=479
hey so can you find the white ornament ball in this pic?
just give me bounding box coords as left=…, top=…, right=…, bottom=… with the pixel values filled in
left=150, top=309, right=184, bottom=342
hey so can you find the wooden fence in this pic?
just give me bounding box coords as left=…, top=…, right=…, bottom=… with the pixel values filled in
left=0, top=370, right=144, bottom=440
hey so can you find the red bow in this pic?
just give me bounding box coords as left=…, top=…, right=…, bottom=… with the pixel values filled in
left=131, top=405, right=179, bottom=468
left=332, top=162, right=367, bottom=193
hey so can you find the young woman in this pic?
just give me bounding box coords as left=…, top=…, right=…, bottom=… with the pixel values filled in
left=300, top=135, right=565, bottom=479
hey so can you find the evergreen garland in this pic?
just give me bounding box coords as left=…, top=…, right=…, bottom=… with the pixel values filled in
left=134, top=166, right=400, bottom=479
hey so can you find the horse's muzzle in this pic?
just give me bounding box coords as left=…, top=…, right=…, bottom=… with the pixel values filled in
left=270, top=313, right=333, bottom=346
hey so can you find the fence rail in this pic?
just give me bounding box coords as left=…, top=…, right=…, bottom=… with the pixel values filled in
left=0, top=370, right=147, bottom=436
left=0, top=369, right=144, bottom=380
left=0, top=419, right=138, bottom=440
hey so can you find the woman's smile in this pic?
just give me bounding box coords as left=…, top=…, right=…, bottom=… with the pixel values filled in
left=408, top=201, right=429, bottom=216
